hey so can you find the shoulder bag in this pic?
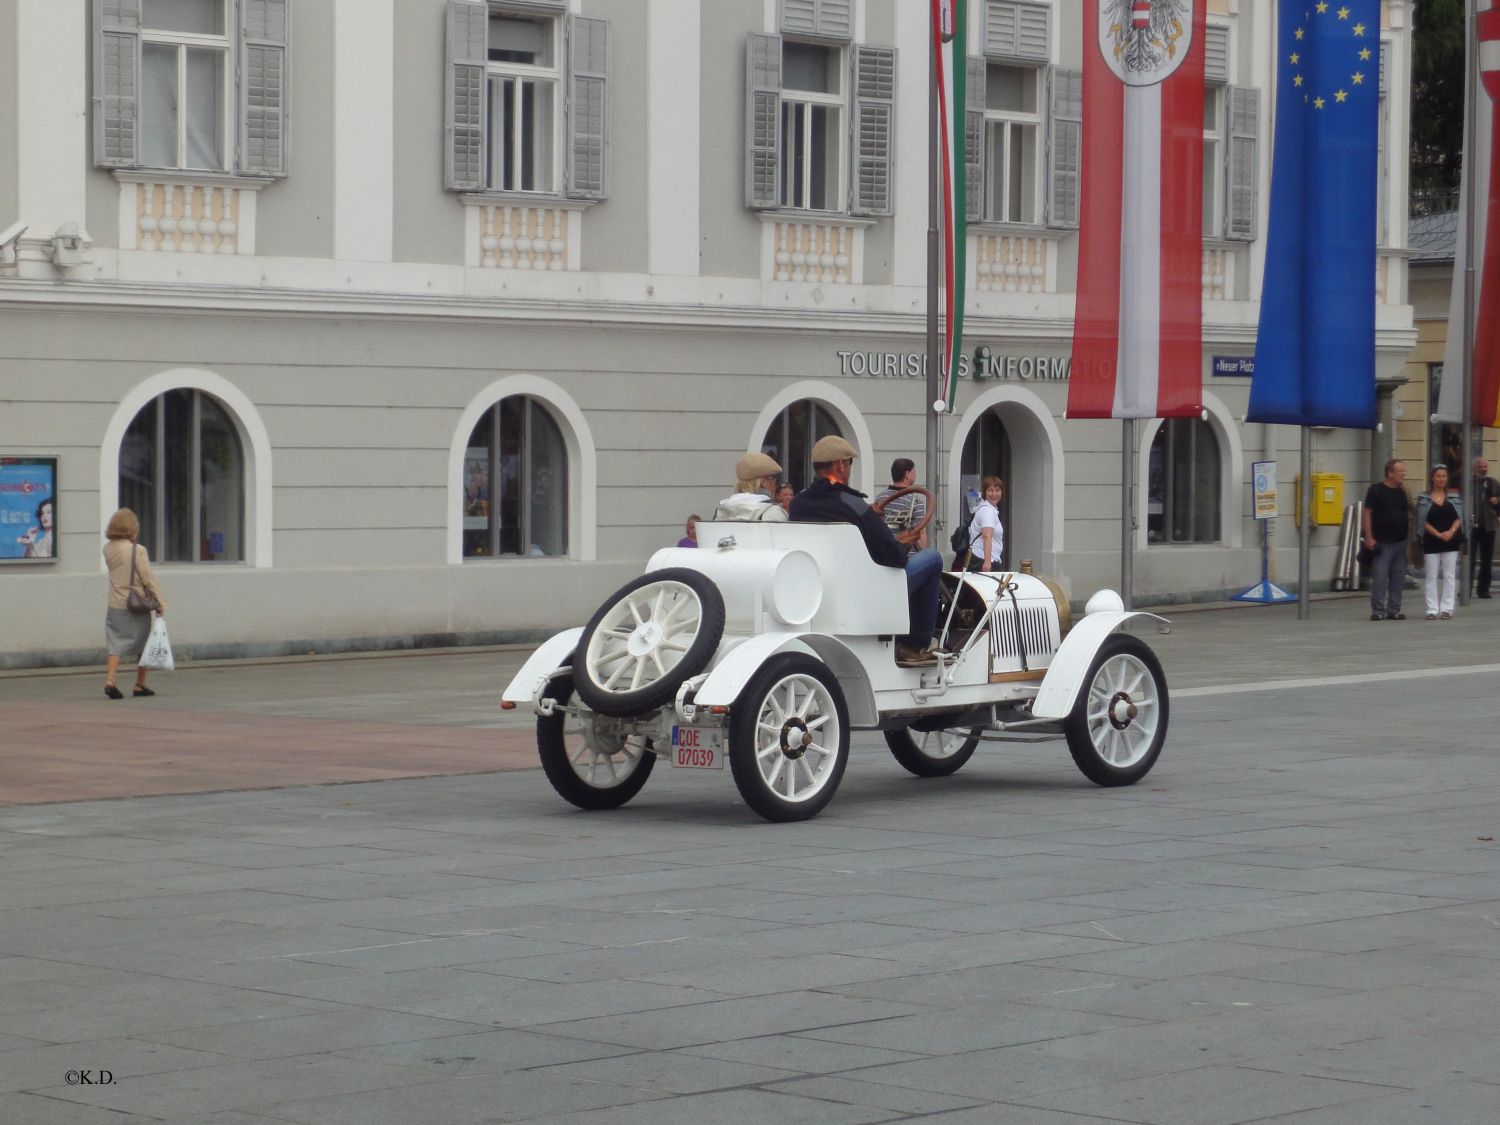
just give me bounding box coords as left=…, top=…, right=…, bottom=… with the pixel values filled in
left=125, top=544, right=161, bottom=615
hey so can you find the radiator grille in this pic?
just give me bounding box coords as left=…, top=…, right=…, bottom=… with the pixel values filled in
left=989, top=603, right=1057, bottom=668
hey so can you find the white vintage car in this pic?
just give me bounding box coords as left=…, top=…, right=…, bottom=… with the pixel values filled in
left=501, top=490, right=1170, bottom=822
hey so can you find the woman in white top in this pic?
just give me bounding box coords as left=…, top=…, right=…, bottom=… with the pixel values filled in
left=966, top=476, right=1005, bottom=573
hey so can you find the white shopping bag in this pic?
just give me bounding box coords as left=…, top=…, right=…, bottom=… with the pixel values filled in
left=139, top=615, right=175, bottom=672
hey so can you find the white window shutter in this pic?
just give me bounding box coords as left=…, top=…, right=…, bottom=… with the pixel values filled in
left=745, top=33, right=782, bottom=209
left=240, top=0, right=289, bottom=176
left=94, top=0, right=142, bottom=168
left=780, top=0, right=850, bottom=40
left=781, top=0, right=817, bottom=35
left=965, top=56, right=985, bottom=222
left=1046, top=65, right=1081, bottom=228
left=1204, top=25, right=1229, bottom=86
left=816, top=0, right=852, bottom=40
left=1225, top=85, right=1258, bottom=241
left=986, top=1, right=1049, bottom=63
left=568, top=15, right=608, bottom=200
left=851, top=45, right=895, bottom=215
left=444, top=0, right=486, bottom=191
left=1016, top=2, right=1049, bottom=61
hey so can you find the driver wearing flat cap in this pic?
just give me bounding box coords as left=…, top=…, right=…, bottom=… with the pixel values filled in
left=790, top=436, right=945, bottom=667
left=714, top=451, right=789, bottom=522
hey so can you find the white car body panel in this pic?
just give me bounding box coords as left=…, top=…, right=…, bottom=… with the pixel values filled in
left=501, top=627, right=583, bottom=704
left=1030, top=611, right=1166, bottom=719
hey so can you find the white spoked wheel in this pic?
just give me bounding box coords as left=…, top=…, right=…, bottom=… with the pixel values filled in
left=537, top=677, right=656, bottom=810
left=572, top=568, right=725, bottom=717
left=729, top=654, right=850, bottom=822
left=1064, top=635, right=1168, bottom=787
left=884, top=726, right=982, bottom=777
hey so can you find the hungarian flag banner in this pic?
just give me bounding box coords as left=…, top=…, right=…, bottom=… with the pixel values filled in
left=1437, top=0, right=1500, bottom=428
left=933, top=0, right=967, bottom=412
left=1069, top=1, right=1206, bottom=420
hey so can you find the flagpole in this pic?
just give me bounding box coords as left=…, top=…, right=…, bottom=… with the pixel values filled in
left=1299, top=426, right=1311, bottom=619
left=1460, top=0, right=1479, bottom=606
left=1122, top=419, right=1134, bottom=609
left=926, top=5, right=941, bottom=514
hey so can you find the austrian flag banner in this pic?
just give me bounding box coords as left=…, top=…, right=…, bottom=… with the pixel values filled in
left=1068, top=0, right=1206, bottom=420
left=1438, top=0, right=1500, bottom=427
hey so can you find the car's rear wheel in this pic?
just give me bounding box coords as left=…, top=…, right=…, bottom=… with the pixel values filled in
left=729, top=654, right=849, bottom=822
left=537, top=676, right=656, bottom=810
left=1063, top=635, right=1168, bottom=786
left=884, top=726, right=982, bottom=777
left=572, top=568, right=725, bottom=718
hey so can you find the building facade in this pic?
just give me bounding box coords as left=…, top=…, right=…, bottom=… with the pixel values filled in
left=0, top=0, right=1418, bottom=667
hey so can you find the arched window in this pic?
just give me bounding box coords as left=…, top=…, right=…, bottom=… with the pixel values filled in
left=760, top=399, right=841, bottom=491
left=462, top=396, right=568, bottom=558
left=1148, top=418, right=1221, bottom=544
left=118, top=389, right=245, bottom=562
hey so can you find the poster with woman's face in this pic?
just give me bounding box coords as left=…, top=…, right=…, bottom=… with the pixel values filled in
left=0, top=457, right=57, bottom=563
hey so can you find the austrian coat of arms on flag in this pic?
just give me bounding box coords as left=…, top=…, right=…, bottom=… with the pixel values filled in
left=1069, top=0, right=1206, bottom=421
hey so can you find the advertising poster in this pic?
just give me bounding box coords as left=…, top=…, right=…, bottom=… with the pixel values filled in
left=0, top=456, right=58, bottom=562
left=463, top=447, right=490, bottom=532
left=1252, top=460, right=1278, bottom=521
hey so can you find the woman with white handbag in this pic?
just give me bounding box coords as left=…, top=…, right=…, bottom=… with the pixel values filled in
left=102, top=508, right=168, bottom=700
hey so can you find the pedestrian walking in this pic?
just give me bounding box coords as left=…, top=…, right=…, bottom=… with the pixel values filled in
left=102, top=508, right=167, bottom=699
left=1416, top=465, right=1465, bottom=620
left=1361, top=459, right=1410, bottom=621
left=1471, top=457, right=1498, bottom=599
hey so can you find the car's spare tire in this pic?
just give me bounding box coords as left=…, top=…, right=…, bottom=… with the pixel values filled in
left=572, top=568, right=726, bottom=717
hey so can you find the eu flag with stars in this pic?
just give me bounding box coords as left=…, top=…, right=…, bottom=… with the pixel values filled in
left=1248, top=0, right=1380, bottom=428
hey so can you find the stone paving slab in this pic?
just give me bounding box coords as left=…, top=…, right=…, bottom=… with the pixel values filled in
left=4, top=599, right=1500, bottom=1121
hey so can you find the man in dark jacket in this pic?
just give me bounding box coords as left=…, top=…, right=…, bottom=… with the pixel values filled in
left=790, top=435, right=944, bottom=666
left=1473, top=457, right=1498, bottom=598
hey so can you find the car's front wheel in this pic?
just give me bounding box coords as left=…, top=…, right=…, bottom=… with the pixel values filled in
left=1063, top=635, right=1168, bottom=786
left=537, top=676, right=657, bottom=810
left=884, top=726, right=982, bottom=777
left=729, top=654, right=849, bottom=822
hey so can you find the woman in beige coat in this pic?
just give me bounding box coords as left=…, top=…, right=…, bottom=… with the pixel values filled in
left=102, top=508, right=167, bottom=699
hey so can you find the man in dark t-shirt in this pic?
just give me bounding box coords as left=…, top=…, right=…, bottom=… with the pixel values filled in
left=1361, top=459, right=1410, bottom=620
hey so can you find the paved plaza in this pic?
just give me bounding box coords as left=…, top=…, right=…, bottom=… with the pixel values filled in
left=3, top=595, right=1500, bottom=1123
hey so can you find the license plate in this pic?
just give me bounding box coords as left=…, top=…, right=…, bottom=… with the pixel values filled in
left=671, top=725, right=724, bottom=769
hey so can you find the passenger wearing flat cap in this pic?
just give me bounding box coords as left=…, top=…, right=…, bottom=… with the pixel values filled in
left=790, top=435, right=945, bottom=667
left=714, top=451, right=790, bottom=522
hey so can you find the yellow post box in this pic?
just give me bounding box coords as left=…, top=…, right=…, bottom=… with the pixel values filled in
left=1294, top=473, right=1345, bottom=526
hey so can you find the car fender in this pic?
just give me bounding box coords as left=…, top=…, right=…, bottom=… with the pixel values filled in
left=1030, top=612, right=1168, bottom=719
left=692, top=632, right=878, bottom=727
left=501, top=627, right=583, bottom=705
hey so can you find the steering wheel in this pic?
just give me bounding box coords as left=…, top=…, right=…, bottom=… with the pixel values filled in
left=871, top=486, right=935, bottom=547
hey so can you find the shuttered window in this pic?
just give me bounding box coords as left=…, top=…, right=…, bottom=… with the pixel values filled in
left=1203, top=24, right=1229, bottom=86
left=780, top=0, right=852, bottom=42
left=746, top=32, right=895, bottom=216
left=979, top=62, right=1042, bottom=224
left=968, top=3, right=1057, bottom=227
left=1225, top=86, right=1259, bottom=242
left=851, top=46, right=895, bottom=215
left=1045, top=66, right=1080, bottom=228
left=92, top=0, right=289, bottom=176
left=984, top=0, right=1049, bottom=63
left=444, top=1, right=608, bottom=200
